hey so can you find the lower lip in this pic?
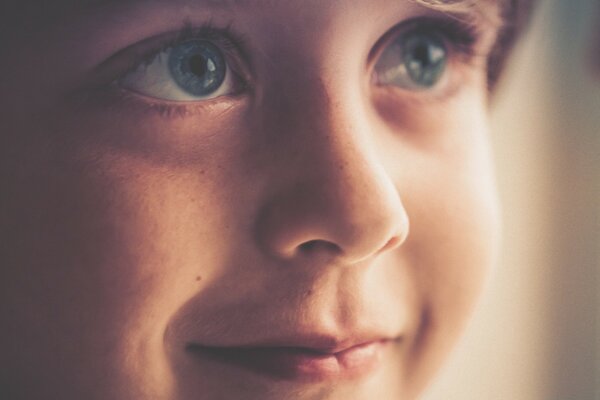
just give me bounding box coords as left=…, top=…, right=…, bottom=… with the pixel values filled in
left=190, top=341, right=388, bottom=382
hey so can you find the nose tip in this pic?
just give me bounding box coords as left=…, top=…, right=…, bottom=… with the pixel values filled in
left=256, top=169, right=410, bottom=266
left=316, top=202, right=409, bottom=265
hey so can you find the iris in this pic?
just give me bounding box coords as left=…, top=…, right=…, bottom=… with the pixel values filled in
left=168, top=40, right=227, bottom=96
left=403, top=32, right=446, bottom=87
left=376, top=30, right=447, bottom=89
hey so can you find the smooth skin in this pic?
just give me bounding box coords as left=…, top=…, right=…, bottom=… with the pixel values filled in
left=0, top=1, right=502, bottom=399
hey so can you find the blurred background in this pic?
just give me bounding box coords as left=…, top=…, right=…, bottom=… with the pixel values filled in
left=424, top=0, right=600, bottom=399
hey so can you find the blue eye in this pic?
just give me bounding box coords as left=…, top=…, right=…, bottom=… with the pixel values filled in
left=119, top=39, right=238, bottom=101
left=168, top=40, right=226, bottom=96
left=375, top=30, right=447, bottom=89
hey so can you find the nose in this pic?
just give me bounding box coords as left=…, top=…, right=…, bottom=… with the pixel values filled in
left=255, top=79, right=409, bottom=266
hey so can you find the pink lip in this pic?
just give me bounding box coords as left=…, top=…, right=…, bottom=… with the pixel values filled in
left=189, top=339, right=391, bottom=382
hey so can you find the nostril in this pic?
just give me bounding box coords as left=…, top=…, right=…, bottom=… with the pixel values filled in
left=298, top=240, right=342, bottom=256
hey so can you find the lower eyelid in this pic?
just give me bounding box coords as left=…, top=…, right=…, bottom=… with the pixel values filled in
left=373, top=55, right=481, bottom=107
left=69, top=79, right=244, bottom=122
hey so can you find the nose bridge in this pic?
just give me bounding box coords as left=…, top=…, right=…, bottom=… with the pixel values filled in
left=256, top=71, right=409, bottom=265
left=269, top=55, right=374, bottom=170
left=300, top=81, right=389, bottom=216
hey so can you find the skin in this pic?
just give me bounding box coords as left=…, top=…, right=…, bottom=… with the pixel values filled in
left=0, top=0, right=503, bottom=399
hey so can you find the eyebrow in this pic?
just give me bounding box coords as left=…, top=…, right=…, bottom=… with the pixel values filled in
left=414, top=0, right=503, bottom=25
left=79, top=0, right=499, bottom=18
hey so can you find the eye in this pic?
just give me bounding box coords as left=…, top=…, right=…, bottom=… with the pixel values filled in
left=119, top=39, right=239, bottom=101
left=374, top=30, right=448, bottom=90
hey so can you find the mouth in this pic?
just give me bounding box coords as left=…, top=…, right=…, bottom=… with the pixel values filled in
left=187, top=337, right=396, bottom=382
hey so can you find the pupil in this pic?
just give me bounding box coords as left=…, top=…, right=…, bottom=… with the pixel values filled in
left=414, top=44, right=430, bottom=66
left=402, top=34, right=446, bottom=87
left=188, top=54, right=207, bottom=77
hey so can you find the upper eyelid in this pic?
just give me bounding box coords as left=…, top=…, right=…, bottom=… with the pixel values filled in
left=367, top=16, right=486, bottom=67
left=88, top=22, right=252, bottom=89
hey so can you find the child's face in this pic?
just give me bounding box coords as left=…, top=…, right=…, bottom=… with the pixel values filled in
left=0, top=0, right=503, bottom=399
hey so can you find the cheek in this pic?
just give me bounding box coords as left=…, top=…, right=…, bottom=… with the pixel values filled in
left=408, top=166, right=499, bottom=331
left=0, top=110, right=248, bottom=398
left=390, top=104, right=500, bottom=392
left=58, top=148, right=241, bottom=328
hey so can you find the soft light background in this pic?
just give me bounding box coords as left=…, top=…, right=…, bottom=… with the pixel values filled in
left=424, top=0, right=600, bottom=399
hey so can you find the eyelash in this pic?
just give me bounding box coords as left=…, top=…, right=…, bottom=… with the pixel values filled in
left=412, top=17, right=483, bottom=59
left=372, top=16, right=485, bottom=91
left=123, top=22, right=246, bottom=75
left=96, top=16, right=486, bottom=118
